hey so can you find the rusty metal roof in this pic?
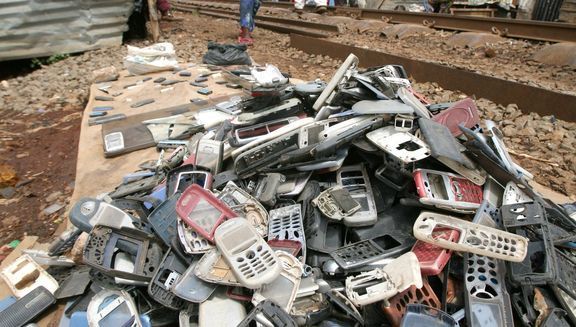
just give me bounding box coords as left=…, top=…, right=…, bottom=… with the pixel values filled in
left=0, top=0, right=134, bottom=61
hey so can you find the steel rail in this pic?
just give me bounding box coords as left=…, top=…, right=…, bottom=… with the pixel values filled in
left=172, top=4, right=338, bottom=37
left=290, top=34, right=576, bottom=121
left=178, top=0, right=576, bottom=43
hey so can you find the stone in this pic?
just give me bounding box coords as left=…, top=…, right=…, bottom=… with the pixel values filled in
left=536, top=122, right=554, bottom=133
left=43, top=203, right=65, bottom=215
left=484, top=48, right=497, bottom=58
left=518, top=127, right=537, bottom=137
left=0, top=187, right=16, bottom=199
left=504, top=104, right=519, bottom=114
left=532, top=43, right=576, bottom=67
left=502, top=125, right=517, bottom=138
left=46, top=191, right=63, bottom=203
left=0, top=164, right=17, bottom=188
left=381, top=24, right=431, bottom=40
left=551, top=130, right=566, bottom=142
left=546, top=143, right=559, bottom=151
left=92, top=66, right=119, bottom=83
left=445, top=32, right=505, bottom=49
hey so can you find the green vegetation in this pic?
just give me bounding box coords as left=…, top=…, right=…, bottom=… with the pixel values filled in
left=30, top=53, right=70, bottom=68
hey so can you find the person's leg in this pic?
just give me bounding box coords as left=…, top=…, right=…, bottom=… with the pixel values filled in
left=240, top=0, right=257, bottom=31
left=239, top=0, right=256, bottom=44
left=251, top=0, right=261, bottom=32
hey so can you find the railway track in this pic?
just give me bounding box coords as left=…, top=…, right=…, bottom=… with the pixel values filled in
left=172, top=1, right=576, bottom=121
left=173, top=2, right=339, bottom=37
left=175, top=0, right=576, bottom=43
left=291, top=34, right=576, bottom=122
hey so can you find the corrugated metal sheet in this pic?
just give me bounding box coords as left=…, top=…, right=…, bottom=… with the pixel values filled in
left=0, top=0, right=134, bottom=61
left=532, top=0, right=564, bottom=20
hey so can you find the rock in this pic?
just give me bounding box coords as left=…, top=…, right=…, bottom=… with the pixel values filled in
left=92, top=66, right=119, bottom=83
left=381, top=24, right=432, bottom=39
left=546, top=143, right=559, bottom=151
left=502, top=125, right=517, bottom=137
left=551, top=130, right=566, bottom=142
left=484, top=47, right=497, bottom=58
left=0, top=80, right=8, bottom=90
left=445, top=32, right=505, bottom=49
left=532, top=43, right=576, bottom=67
left=536, top=122, right=554, bottom=133
left=518, top=127, right=536, bottom=137
left=0, top=187, right=16, bottom=199
left=514, top=115, right=530, bottom=128
left=504, top=104, right=518, bottom=114
left=0, top=164, right=18, bottom=188
left=42, top=203, right=65, bottom=215
left=46, top=191, right=63, bottom=203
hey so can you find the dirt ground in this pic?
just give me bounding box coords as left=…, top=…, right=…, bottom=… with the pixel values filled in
left=0, top=11, right=574, bottom=245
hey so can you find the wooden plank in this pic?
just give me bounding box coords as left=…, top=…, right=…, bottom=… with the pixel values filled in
left=147, top=0, right=161, bottom=41
left=70, top=66, right=243, bottom=207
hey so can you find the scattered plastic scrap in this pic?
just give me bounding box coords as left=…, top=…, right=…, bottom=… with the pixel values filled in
left=11, top=54, right=576, bottom=327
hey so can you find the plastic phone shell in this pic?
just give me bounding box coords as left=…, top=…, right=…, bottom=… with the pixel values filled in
left=194, top=248, right=242, bottom=286
left=413, top=211, right=528, bottom=262
left=172, top=258, right=217, bottom=303
left=69, top=198, right=136, bottom=233
left=312, top=186, right=361, bottom=221
left=268, top=204, right=307, bottom=262
left=218, top=181, right=269, bottom=237
left=177, top=218, right=213, bottom=254
left=214, top=218, right=280, bottom=289
left=252, top=251, right=302, bottom=312
left=176, top=184, right=236, bottom=243
left=313, top=53, right=358, bottom=110
left=412, top=228, right=459, bottom=276
left=1, top=254, right=59, bottom=298
left=87, top=290, right=142, bottom=327
left=336, top=164, right=378, bottom=226
left=345, top=252, right=422, bottom=306
left=413, top=168, right=483, bottom=213
left=366, top=126, right=430, bottom=163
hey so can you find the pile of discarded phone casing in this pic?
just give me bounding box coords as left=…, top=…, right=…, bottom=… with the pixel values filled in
left=4, top=54, right=576, bottom=327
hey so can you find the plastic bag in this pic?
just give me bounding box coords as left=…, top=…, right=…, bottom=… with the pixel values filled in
left=251, top=64, right=288, bottom=87
left=123, top=42, right=178, bottom=75
left=202, top=42, right=252, bottom=66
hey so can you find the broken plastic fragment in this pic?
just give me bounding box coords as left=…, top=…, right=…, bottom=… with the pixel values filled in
left=313, top=54, right=359, bottom=111
left=194, top=248, right=242, bottom=286
left=336, top=164, right=378, bottom=226
left=252, top=251, right=302, bottom=312
left=176, top=184, right=236, bottom=242
left=413, top=168, right=483, bottom=213
left=69, top=197, right=137, bottom=233
left=87, top=290, right=142, bottom=327
left=345, top=252, right=423, bottom=306
left=312, top=186, right=360, bottom=221
left=268, top=204, right=307, bottom=262
left=413, top=211, right=529, bottom=262
left=367, top=126, right=430, bottom=164
left=0, top=254, right=59, bottom=298
left=214, top=218, right=281, bottom=289
left=352, top=100, right=414, bottom=115
left=218, top=181, right=269, bottom=237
